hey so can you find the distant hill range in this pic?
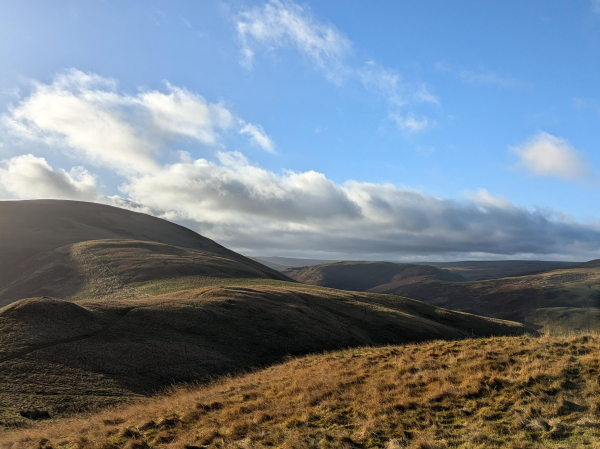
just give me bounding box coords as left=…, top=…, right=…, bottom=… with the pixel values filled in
left=420, top=260, right=575, bottom=281
left=284, top=260, right=600, bottom=331
left=253, top=255, right=574, bottom=281
left=0, top=200, right=528, bottom=425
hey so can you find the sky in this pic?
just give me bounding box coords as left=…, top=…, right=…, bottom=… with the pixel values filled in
left=1, top=0, right=600, bottom=261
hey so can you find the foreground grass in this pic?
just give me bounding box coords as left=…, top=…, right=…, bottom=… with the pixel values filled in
left=4, top=334, right=600, bottom=448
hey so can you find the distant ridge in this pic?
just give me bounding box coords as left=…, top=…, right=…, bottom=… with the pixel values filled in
left=284, top=261, right=466, bottom=292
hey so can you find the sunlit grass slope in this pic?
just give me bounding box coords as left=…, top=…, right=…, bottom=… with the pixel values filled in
left=4, top=334, right=600, bottom=448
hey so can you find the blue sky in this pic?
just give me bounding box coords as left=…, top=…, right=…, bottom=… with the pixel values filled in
left=1, top=0, right=600, bottom=261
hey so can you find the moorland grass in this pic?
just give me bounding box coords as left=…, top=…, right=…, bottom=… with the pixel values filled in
left=3, top=333, right=600, bottom=448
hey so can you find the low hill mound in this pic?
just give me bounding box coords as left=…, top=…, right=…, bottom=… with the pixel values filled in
left=4, top=333, right=597, bottom=449
left=0, top=239, right=290, bottom=307
left=0, top=285, right=528, bottom=425
left=284, top=261, right=466, bottom=291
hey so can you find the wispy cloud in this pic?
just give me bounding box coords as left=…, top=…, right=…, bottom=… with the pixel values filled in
left=235, top=0, right=438, bottom=133
left=436, top=62, right=526, bottom=89
left=236, top=0, right=351, bottom=81
left=389, top=113, right=431, bottom=133
left=239, top=121, right=276, bottom=154
left=511, top=132, right=593, bottom=181
left=181, top=16, right=207, bottom=38
left=593, top=0, right=600, bottom=13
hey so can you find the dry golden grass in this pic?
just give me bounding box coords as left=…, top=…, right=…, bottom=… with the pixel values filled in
left=4, top=333, right=600, bottom=448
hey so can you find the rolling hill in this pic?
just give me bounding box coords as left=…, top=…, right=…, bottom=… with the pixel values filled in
left=0, top=200, right=289, bottom=307
left=285, top=261, right=600, bottom=331
left=0, top=285, right=528, bottom=425
left=4, top=333, right=597, bottom=448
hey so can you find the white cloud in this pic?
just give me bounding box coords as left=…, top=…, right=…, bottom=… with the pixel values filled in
left=512, top=132, right=593, bottom=181
left=594, top=0, right=600, bottom=13
left=239, top=122, right=276, bottom=153
left=389, top=113, right=430, bottom=133
left=139, top=83, right=233, bottom=144
left=236, top=0, right=351, bottom=81
left=1, top=70, right=257, bottom=175
left=0, top=154, right=97, bottom=200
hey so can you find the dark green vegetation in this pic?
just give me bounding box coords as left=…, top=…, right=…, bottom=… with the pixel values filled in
left=284, top=261, right=600, bottom=331
left=5, top=334, right=600, bottom=449
left=0, top=200, right=530, bottom=427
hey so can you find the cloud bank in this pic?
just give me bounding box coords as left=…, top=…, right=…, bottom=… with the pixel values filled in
left=2, top=71, right=600, bottom=261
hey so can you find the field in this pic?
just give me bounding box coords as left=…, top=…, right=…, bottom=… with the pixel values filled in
left=3, top=333, right=599, bottom=449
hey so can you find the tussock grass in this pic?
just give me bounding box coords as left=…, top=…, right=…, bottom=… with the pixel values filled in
left=4, top=333, right=600, bottom=448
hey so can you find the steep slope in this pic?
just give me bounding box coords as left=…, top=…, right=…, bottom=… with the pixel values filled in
left=0, top=200, right=288, bottom=305
left=284, top=261, right=466, bottom=291
left=0, top=285, right=528, bottom=424
left=4, top=334, right=597, bottom=449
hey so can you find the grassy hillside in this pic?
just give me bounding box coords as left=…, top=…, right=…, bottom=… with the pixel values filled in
left=0, top=284, right=528, bottom=426
left=0, top=200, right=282, bottom=299
left=285, top=261, right=600, bottom=330
left=0, top=239, right=290, bottom=307
left=372, top=265, right=600, bottom=325
left=5, top=333, right=599, bottom=449
left=284, top=261, right=466, bottom=292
